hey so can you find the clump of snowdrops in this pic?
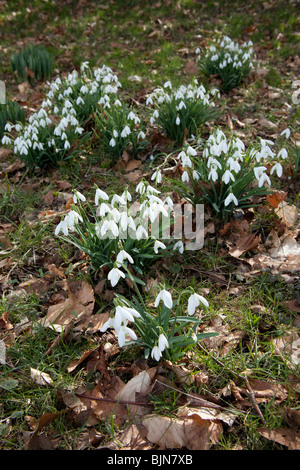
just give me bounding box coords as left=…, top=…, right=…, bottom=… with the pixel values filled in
left=46, top=62, right=121, bottom=125
left=161, top=128, right=288, bottom=220
left=1, top=106, right=88, bottom=169
left=196, top=35, right=254, bottom=92
left=94, top=99, right=148, bottom=161
left=100, top=285, right=217, bottom=362
left=146, top=80, right=219, bottom=147
left=54, top=180, right=184, bottom=285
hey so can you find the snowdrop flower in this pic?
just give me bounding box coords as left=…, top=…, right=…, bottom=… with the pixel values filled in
left=107, top=267, right=125, bottom=287
left=224, top=192, right=238, bottom=206
left=116, top=250, right=134, bottom=267
left=64, top=140, right=70, bottom=150
left=186, top=146, right=197, bottom=157
left=95, top=188, right=109, bottom=205
left=101, top=219, right=119, bottom=238
left=4, top=122, right=12, bottom=132
left=1, top=135, right=11, bottom=145
left=164, top=80, right=172, bottom=89
left=100, top=315, right=115, bottom=333
left=270, top=162, right=283, bottom=178
left=116, top=323, right=137, bottom=348
left=73, top=190, right=86, bottom=204
left=187, top=293, right=209, bottom=316
left=278, top=148, right=288, bottom=160
left=114, top=305, right=140, bottom=330
left=176, top=116, right=181, bottom=125
left=280, top=128, right=291, bottom=139
left=151, top=169, right=162, bottom=184
left=173, top=240, right=184, bottom=254
left=254, top=166, right=271, bottom=187
left=154, top=240, right=166, bottom=254
left=222, top=170, right=235, bottom=184
left=136, top=181, right=146, bottom=195
left=155, top=289, right=173, bottom=309
left=151, top=345, right=162, bottom=361
left=158, top=333, right=169, bottom=352
left=136, top=225, right=148, bottom=240
left=76, top=96, right=84, bottom=105
left=121, top=125, right=131, bottom=138
left=181, top=171, right=189, bottom=183
left=55, top=219, right=69, bottom=236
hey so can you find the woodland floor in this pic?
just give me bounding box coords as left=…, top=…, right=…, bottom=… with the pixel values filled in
left=0, top=0, right=299, bottom=452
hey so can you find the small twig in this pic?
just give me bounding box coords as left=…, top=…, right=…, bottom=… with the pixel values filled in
left=197, top=343, right=266, bottom=425
left=153, top=379, right=241, bottom=414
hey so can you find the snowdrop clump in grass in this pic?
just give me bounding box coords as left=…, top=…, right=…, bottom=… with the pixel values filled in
left=46, top=62, right=121, bottom=125
left=196, top=35, right=255, bottom=92
left=100, top=285, right=217, bottom=362
left=146, top=80, right=219, bottom=147
left=1, top=106, right=88, bottom=169
left=170, top=128, right=288, bottom=219
left=55, top=181, right=182, bottom=286
left=94, top=99, right=148, bottom=161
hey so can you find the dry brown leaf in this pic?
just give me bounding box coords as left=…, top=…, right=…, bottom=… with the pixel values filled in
left=275, top=201, right=298, bottom=228
left=30, top=368, right=53, bottom=386
left=42, top=280, right=95, bottom=329
left=116, top=369, right=157, bottom=417
left=123, top=168, right=143, bottom=183
left=141, top=414, right=210, bottom=450
left=229, top=233, right=261, bottom=258
left=266, top=191, right=288, bottom=209
left=258, top=427, right=300, bottom=450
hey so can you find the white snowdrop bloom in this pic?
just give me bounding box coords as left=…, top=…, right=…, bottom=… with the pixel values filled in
left=158, top=333, right=169, bottom=352
left=181, top=154, right=193, bottom=168
left=116, top=250, right=134, bottom=267
left=153, top=110, right=159, bottom=119
left=80, top=85, right=88, bottom=94
left=98, top=202, right=110, bottom=217
left=280, top=128, right=291, bottom=139
left=146, top=96, right=153, bottom=106
left=181, top=171, right=189, bottom=183
left=154, top=240, right=166, bottom=254
left=136, top=225, right=148, bottom=240
left=260, top=138, right=274, bottom=147
left=192, top=170, right=200, bottom=181
left=186, top=146, right=197, bottom=157
left=155, top=289, right=173, bottom=309
left=224, top=192, right=238, bottom=207
left=270, top=162, right=283, bottom=178
left=208, top=167, right=218, bottom=182
left=151, top=345, right=162, bottom=361
left=164, top=196, right=173, bottom=208
left=177, top=150, right=186, bottom=161
left=101, top=219, right=119, bottom=237
left=136, top=181, right=146, bottom=195
left=111, top=194, right=126, bottom=206
left=2, top=135, right=11, bottom=145
left=95, top=188, right=109, bottom=205
left=187, top=293, right=209, bottom=316
left=176, top=116, right=181, bottom=125
left=228, top=157, right=241, bottom=173
left=116, top=323, right=138, bottom=347
left=73, top=190, right=86, bottom=204
left=55, top=219, right=69, bottom=236
left=254, top=166, right=270, bottom=187
left=76, top=96, right=84, bottom=105
left=173, top=240, right=184, bottom=254
left=64, top=140, right=70, bottom=150
left=61, top=132, right=67, bottom=141
left=146, top=184, right=160, bottom=195
left=109, top=137, right=116, bottom=147
left=75, top=127, right=84, bottom=134
left=4, top=122, right=12, bottom=132
left=113, top=129, right=119, bottom=138
left=151, top=169, right=162, bottom=184
left=114, top=305, right=140, bottom=330
left=65, top=210, right=83, bottom=229
left=107, top=267, right=125, bottom=287
left=278, top=148, right=288, bottom=159
left=222, top=170, right=235, bottom=184
left=121, top=126, right=131, bottom=138
left=121, top=188, right=132, bottom=202
left=164, top=80, right=172, bottom=89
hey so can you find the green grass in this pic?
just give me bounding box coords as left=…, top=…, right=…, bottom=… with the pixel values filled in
left=0, top=0, right=299, bottom=451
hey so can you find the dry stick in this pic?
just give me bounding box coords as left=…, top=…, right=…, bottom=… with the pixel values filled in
left=197, top=343, right=266, bottom=425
